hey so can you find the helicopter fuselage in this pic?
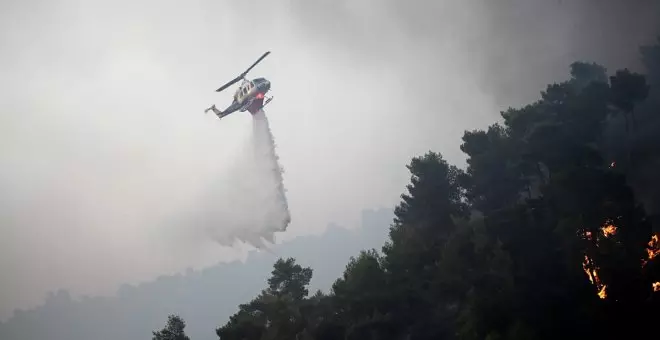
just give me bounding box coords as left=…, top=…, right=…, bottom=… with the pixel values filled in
left=233, top=77, right=272, bottom=114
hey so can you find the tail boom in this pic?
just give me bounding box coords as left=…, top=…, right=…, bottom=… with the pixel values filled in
left=204, top=105, right=228, bottom=119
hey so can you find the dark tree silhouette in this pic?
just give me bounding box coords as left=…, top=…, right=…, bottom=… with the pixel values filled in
left=610, top=68, right=650, bottom=132
left=153, top=315, right=191, bottom=340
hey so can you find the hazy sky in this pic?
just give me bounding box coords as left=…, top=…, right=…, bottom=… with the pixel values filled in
left=1, top=0, right=658, bottom=320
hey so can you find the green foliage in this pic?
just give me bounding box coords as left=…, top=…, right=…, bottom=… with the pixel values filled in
left=460, top=124, right=524, bottom=213
left=610, top=68, right=650, bottom=133
left=268, top=257, right=313, bottom=301
left=211, top=36, right=660, bottom=340
left=152, top=315, right=190, bottom=340
left=569, top=61, right=608, bottom=90
left=610, top=69, right=650, bottom=114
left=216, top=258, right=316, bottom=340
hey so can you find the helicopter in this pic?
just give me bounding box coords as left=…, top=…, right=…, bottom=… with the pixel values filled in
left=204, top=51, right=274, bottom=119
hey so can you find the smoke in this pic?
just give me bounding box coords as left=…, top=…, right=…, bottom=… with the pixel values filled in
left=174, top=110, right=291, bottom=251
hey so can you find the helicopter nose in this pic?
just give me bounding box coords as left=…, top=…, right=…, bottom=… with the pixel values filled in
left=262, top=80, right=271, bottom=92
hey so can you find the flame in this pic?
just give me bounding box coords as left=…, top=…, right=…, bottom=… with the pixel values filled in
left=582, top=255, right=594, bottom=284
left=647, top=235, right=660, bottom=260
left=580, top=224, right=607, bottom=299
left=580, top=221, right=613, bottom=300
left=601, top=224, right=617, bottom=237
left=582, top=254, right=607, bottom=299
left=580, top=221, right=617, bottom=244
left=641, top=234, right=660, bottom=267
left=580, top=226, right=660, bottom=300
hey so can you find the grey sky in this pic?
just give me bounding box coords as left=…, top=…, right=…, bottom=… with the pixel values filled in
left=1, top=0, right=658, bottom=321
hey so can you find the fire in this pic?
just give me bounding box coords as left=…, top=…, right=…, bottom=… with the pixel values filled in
left=580, top=221, right=617, bottom=244
left=601, top=224, right=617, bottom=237
left=647, top=235, right=660, bottom=260
left=582, top=255, right=594, bottom=284
left=582, top=254, right=607, bottom=299
left=580, top=225, right=660, bottom=300
left=579, top=220, right=617, bottom=300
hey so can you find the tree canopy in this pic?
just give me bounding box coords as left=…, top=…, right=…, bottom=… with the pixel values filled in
left=152, top=315, right=191, bottom=340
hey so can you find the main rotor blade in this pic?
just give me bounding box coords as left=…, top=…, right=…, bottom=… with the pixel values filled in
left=215, top=75, right=242, bottom=92
left=215, top=51, right=270, bottom=92
left=240, top=51, right=270, bottom=77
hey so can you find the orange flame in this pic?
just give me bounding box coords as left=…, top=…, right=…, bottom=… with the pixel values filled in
left=582, top=254, right=607, bottom=299
left=601, top=224, right=617, bottom=238
left=579, top=224, right=660, bottom=300
left=580, top=221, right=617, bottom=244
left=647, top=235, right=659, bottom=260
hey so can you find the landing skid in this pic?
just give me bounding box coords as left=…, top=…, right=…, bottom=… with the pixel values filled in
left=262, top=96, right=273, bottom=109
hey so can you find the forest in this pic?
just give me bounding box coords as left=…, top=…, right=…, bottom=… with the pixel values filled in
left=154, top=36, right=660, bottom=340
